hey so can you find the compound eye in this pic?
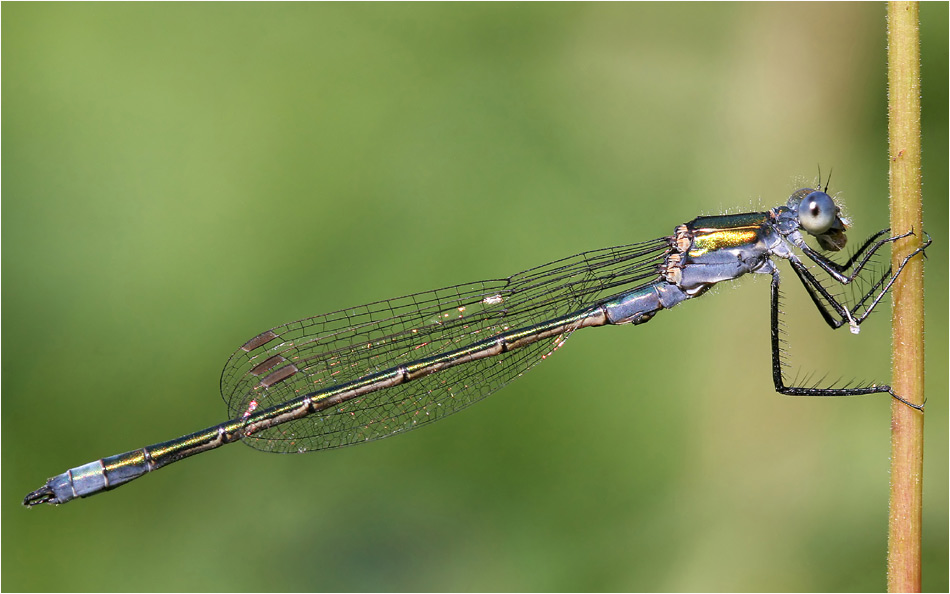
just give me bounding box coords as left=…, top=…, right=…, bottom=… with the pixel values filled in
left=797, top=191, right=837, bottom=235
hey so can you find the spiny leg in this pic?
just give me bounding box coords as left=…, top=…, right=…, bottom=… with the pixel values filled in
left=799, top=229, right=913, bottom=283
left=789, top=232, right=931, bottom=330
left=768, top=268, right=923, bottom=411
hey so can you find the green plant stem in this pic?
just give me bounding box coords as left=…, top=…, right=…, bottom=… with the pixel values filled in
left=886, top=2, right=925, bottom=592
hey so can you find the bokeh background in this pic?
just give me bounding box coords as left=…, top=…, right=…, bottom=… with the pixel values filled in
left=3, top=3, right=947, bottom=592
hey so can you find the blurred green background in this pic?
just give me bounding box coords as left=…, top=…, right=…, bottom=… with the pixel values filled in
left=3, top=3, right=947, bottom=592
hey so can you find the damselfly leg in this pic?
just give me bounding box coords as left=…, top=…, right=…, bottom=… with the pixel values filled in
left=771, top=231, right=931, bottom=409
left=792, top=230, right=930, bottom=330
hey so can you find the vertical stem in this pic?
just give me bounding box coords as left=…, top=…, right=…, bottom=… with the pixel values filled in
left=886, top=2, right=925, bottom=592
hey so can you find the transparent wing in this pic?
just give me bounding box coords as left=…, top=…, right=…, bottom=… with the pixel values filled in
left=220, top=238, right=671, bottom=453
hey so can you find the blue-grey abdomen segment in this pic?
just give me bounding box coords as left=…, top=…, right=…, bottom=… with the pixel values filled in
left=45, top=462, right=102, bottom=503
left=42, top=461, right=109, bottom=504
left=603, top=281, right=688, bottom=325
left=42, top=450, right=152, bottom=504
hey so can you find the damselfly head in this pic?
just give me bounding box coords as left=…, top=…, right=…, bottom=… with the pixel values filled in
left=787, top=188, right=848, bottom=251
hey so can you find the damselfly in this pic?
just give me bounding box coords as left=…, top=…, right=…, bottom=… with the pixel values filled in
left=23, top=186, right=929, bottom=507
